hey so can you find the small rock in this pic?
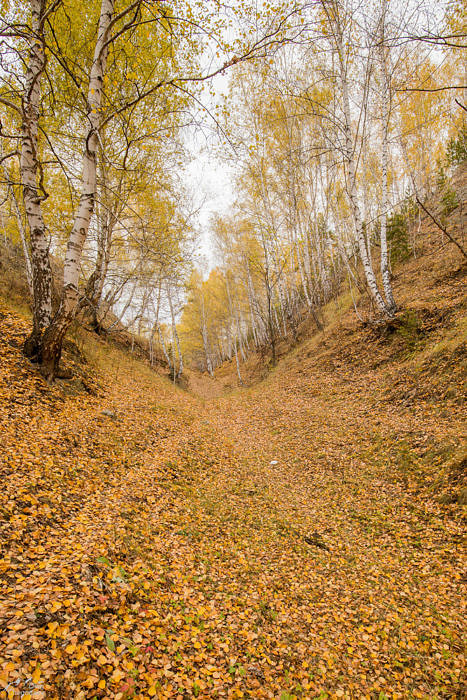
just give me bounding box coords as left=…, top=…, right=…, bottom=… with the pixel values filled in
left=270, top=460, right=278, bottom=465
left=101, top=409, right=116, bottom=418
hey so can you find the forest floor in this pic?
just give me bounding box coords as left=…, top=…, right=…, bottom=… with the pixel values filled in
left=0, top=236, right=466, bottom=699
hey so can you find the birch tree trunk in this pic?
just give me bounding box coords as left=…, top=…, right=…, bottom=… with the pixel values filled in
left=21, top=0, right=54, bottom=358
left=82, top=157, right=119, bottom=330
left=4, top=172, right=34, bottom=296
left=166, top=281, right=183, bottom=379
left=152, top=279, right=173, bottom=373
left=83, top=211, right=113, bottom=332
left=200, top=294, right=214, bottom=376
left=331, top=9, right=393, bottom=320
left=225, top=272, right=243, bottom=385
left=245, top=256, right=263, bottom=346
left=378, top=3, right=397, bottom=313
left=39, top=0, right=114, bottom=378
left=157, top=324, right=173, bottom=374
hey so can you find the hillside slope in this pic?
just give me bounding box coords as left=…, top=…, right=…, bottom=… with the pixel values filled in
left=189, top=164, right=466, bottom=398
left=0, top=188, right=466, bottom=699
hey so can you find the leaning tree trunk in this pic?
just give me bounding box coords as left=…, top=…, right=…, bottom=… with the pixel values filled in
left=5, top=171, right=34, bottom=296
left=39, top=0, right=114, bottom=379
left=21, top=0, right=54, bottom=359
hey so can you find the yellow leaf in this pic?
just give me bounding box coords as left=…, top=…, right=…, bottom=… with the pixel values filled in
left=47, top=621, right=58, bottom=635
left=98, top=679, right=106, bottom=689
left=148, top=686, right=157, bottom=696
left=32, top=665, right=41, bottom=684
left=111, top=668, right=125, bottom=683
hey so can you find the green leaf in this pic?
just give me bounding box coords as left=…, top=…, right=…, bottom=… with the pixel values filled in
left=117, top=565, right=128, bottom=580
left=105, top=633, right=115, bottom=652
left=122, top=637, right=139, bottom=656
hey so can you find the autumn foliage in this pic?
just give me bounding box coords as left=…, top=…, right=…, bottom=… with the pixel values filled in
left=0, top=197, right=466, bottom=698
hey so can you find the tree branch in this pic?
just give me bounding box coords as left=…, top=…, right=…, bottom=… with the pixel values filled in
left=415, top=195, right=467, bottom=260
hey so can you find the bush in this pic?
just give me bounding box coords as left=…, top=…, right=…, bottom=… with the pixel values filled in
left=440, top=186, right=459, bottom=217
left=387, top=205, right=412, bottom=264
left=396, top=310, right=423, bottom=351
left=445, top=123, right=467, bottom=166
left=436, top=159, right=459, bottom=218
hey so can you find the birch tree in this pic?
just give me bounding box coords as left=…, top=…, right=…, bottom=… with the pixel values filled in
left=320, top=0, right=395, bottom=319
left=1, top=0, right=304, bottom=379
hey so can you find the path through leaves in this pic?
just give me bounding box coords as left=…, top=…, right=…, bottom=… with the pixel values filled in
left=0, top=303, right=465, bottom=699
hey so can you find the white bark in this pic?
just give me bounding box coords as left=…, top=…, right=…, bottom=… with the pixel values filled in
left=20, top=0, right=53, bottom=341
left=334, top=22, right=392, bottom=318
left=166, top=281, right=183, bottom=378
left=378, top=3, right=397, bottom=313
left=225, top=272, right=243, bottom=385
left=200, top=293, right=214, bottom=376
left=157, top=323, right=173, bottom=373
left=245, top=255, right=264, bottom=345
left=5, top=172, right=33, bottom=296
left=62, top=0, right=114, bottom=311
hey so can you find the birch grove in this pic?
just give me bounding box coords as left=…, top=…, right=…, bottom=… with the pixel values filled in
left=0, top=0, right=303, bottom=379
left=0, top=0, right=464, bottom=379
left=178, top=0, right=465, bottom=372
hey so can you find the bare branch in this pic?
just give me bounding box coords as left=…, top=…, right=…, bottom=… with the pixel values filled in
left=415, top=195, right=467, bottom=260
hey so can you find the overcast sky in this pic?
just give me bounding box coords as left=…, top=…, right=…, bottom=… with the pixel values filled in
left=183, top=70, right=237, bottom=272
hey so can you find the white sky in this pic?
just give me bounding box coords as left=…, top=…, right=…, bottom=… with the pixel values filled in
left=184, top=72, right=236, bottom=272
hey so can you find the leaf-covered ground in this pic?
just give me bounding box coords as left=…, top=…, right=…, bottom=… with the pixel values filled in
left=0, top=263, right=465, bottom=700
